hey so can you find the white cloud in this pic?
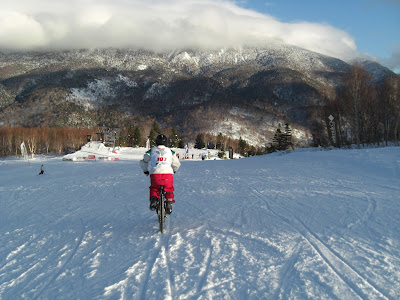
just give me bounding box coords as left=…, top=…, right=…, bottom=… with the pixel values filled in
left=387, top=46, right=400, bottom=73
left=0, top=11, right=47, bottom=50
left=0, top=0, right=359, bottom=61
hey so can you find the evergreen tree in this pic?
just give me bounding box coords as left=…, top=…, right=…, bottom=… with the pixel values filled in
left=178, top=139, right=185, bottom=149
left=216, top=132, right=224, bottom=150
left=195, top=133, right=205, bottom=149
left=238, top=137, right=249, bottom=156
left=126, top=126, right=135, bottom=147
left=207, top=140, right=215, bottom=149
left=149, top=121, right=162, bottom=147
left=132, top=126, right=142, bottom=147
left=118, top=130, right=126, bottom=146
left=273, top=127, right=286, bottom=151
left=169, top=127, right=180, bottom=148
left=152, top=121, right=161, bottom=134
left=148, top=129, right=157, bottom=147
left=284, top=123, right=293, bottom=149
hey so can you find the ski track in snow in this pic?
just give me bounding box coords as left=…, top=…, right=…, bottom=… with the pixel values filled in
left=240, top=177, right=389, bottom=299
left=265, top=192, right=386, bottom=299
left=0, top=147, right=399, bottom=299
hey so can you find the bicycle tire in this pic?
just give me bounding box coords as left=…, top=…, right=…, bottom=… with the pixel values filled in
left=158, top=185, right=166, bottom=233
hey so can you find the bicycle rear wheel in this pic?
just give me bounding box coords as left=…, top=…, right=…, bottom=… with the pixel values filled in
left=158, top=185, right=166, bottom=233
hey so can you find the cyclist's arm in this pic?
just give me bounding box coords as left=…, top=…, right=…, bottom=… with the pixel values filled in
left=140, top=152, right=151, bottom=173
left=171, top=155, right=181, bottom=173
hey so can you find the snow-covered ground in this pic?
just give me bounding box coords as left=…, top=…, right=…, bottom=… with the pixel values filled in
left=0, top=147, right=399, bottom=299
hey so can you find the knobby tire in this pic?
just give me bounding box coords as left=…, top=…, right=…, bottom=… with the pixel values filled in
left=158, top=185, right=166, bottom=233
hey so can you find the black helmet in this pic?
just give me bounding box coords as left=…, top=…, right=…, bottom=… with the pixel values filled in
left=155, top=134, right=168, bottom=146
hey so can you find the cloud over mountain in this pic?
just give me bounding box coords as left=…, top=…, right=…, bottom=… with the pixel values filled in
left=0, top=0, right=358, bottom=61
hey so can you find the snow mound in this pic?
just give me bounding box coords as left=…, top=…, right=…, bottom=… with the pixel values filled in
left=62, top=142, right=119, bottom=161
left=62, top=142, right=227, bottom=162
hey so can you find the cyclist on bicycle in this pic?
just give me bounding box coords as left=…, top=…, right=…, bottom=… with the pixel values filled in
left=140, top=134, right=181, bottom=214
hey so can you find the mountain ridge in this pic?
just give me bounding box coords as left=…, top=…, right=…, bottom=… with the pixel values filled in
left=0, top=45, right=394, bottom=146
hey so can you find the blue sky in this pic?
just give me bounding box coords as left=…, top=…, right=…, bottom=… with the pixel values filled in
left=1, top=0, right=399, bottom=72
left=239, top=0, right=400, bottom=71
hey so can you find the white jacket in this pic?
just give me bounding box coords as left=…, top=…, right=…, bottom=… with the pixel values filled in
left=140, top=145, right=181, bottom=175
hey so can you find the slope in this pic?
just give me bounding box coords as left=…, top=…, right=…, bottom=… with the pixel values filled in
left=0, top=147, right=399, bottom=299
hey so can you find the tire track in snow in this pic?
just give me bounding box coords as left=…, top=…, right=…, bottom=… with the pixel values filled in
left=249, top=183, right=390, bottom=300
left=272, top=242, right=303, bottom=300
left=166, top=182, right=216, bottom=300
left=139, top=233, right=174, bottom=299
left=32, top=170, right=124, bottom=298
left=32, top=219, right=86, bottom=300
left=160, top=237, right=175, bottom=299
left=0, top=229, right=41, bottom=273
left=210, top=226, right=281, bottom=256
left=170, top=187, right=216, bottom=298
left=1, top=172, right=119, bottom=283
left=161, top=232, right=175, bottom=299
left=193, top=226, right=213, bottom=298
left=219, top=173, right=388, bottom=298
left=156, top=227, right=178, bottom=299
left=103, top=232, right=173, bottom=299
left=338, top=184, right=377, bottom=231
left=347, top=194, right=377, bottom=230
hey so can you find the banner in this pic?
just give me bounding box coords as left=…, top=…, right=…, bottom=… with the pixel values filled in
left=20, top=142, right=28, bottom=160
left=20, top=142, right=30, bottom=165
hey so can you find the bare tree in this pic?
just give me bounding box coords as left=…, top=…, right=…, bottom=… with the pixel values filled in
left=380, top=74, right=400, bottom=144
left=26, top=128, right=38, bottom=158
left=341, top=64, right=374, bottom=147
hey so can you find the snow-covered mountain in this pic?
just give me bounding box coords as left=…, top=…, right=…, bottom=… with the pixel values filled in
left=0, top=146, right=399, bottom=298
left=0, top=46, right=394, bottom=145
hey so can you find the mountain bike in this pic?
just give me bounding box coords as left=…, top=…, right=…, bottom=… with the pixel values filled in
left=157, top=185, right=167, bottom=233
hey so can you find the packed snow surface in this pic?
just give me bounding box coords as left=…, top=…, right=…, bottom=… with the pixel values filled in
left=0, top=147, right=399, bottom=299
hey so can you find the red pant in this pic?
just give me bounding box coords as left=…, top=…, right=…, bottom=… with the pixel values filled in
left=150, top=174, right=175, bottom=202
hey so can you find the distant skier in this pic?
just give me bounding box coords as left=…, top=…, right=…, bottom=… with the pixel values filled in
left=38, top=165, right=44, bottom=175
left=140, top=134, right=181, bottom=214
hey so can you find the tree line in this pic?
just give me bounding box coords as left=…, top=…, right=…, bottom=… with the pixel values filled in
left=0, top=127, right=97, bottom=157
left=319, top=64, right=400, bottom=148
left=0, top=121, right=263, bottom=158
left=119, top=122, right=257, bottom=156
